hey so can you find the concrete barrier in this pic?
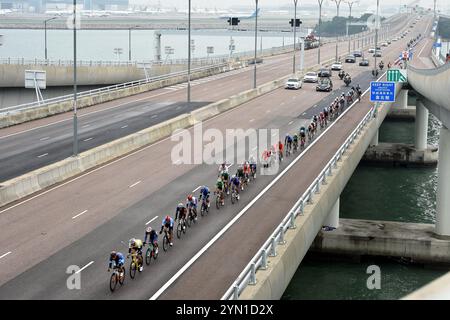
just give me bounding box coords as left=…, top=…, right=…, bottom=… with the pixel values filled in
left=0, top=58, right=333, bottom=209
left=239, top=85, right=401, bottom=300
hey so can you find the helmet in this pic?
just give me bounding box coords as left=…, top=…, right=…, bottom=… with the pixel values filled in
left=232, top=175, right=236, bottom=179
left=217, top=178, right=222, bottom=183
left=129, top=238, right=136, bottom=246
left=165, top=215, right=170, bottom=222
left=178, top=202, right=184, bottom=208
left=110, top=251, right=117, bottom=259
left=187, top=195, right=193, bottom=201
left=146, top=226, right=152, bottom=233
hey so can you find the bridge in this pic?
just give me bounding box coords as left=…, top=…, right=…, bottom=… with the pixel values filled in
left=0, top=12, right=446, bottom=300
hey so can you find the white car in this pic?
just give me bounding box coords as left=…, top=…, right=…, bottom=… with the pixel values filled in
left=368, top=48, right=375, bottom=53
left=303, top=72, right=319, bottom=83
left=285, top=78, right=302, bottom=90
left=331, top=62, right=343, bottom=71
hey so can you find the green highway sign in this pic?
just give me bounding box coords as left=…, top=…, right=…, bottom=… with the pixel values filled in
left=387, top=69, right=407, bottom=83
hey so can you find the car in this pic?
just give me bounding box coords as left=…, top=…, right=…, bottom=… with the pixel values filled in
left=353, top=51, right=363, bottom=57
left=381, top=42, right=388, bottom=47
left=368, top=48, right=375, bottom=53
left=318, top=68, right=332, bottom=78
left=316, top=78, right=333, bottom=92
left=285, top=78, right=302, bottom=90
left=303, top=71, right=319, bottom=83
left=345, top=55, right=356, bottom=63
left=359, top=59, right=370, bottom=66
left=331, top=62, right=343, bottom=71
left=387, top=40, right=392, bottom=44
left=248, top=58, right=264, bottom=65
left=373, top=50, right=382, bottom=58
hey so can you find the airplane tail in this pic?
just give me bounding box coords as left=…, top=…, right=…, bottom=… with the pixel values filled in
left=250, top=8, right=261, bottom=18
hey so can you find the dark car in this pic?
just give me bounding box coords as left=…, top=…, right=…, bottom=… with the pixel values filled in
left=353, top=51, right=363, bottom=57
left=248, top=58, right=264, bottom=65
left=316, top=78, right=333, bottom=92
left=345, top=55, right=356, bottom=63
left=359, top=59, right=370, bottom=66
left=318, top=68, right=332, bottom=78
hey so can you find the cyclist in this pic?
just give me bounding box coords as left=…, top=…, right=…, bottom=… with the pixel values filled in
left=285, top=134, right=293, bottom=155
left=236, top=165, right=245, bottom=187
left=243, top=161, right=251, bottom=184
left=215, top=178, right=225, bottom=206
left=262, top=149, right=271, bottom=168
left=379, top=60, right=385, bottom=70
left=299, top=126, right=307, bottom=147
left=128, top=238, right=144, bottom=272
left=108, top=251, right=125, bottom=274
left=218, top=162, right=228, bottom=177
left=186, top=194, right=198, bottom=221
left=198, top=185, right=211, bottom=209
left=175, top=202, right=187, bottom=224
left=277, top=141, right=284, bottom=162
left=323, top=107, right=329, bottom=124
left=143, top=226, right=159, bottom=255
left=319, top=112, right=325, bottom=128
left=249, top=155, right=257, bottom=177
left=356, top=84, right=362, bottom=102
left=160, top=215, right=174, bottom=247
left=230, top=174, right=241, bottom=200
left=292, top=133, right=299, bottom=151
left=220, top=169, right=230, bottom=195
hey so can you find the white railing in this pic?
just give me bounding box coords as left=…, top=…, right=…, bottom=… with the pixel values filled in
left=221, top=78, right=383, bottom=300
left=0, top=63, right=229, bottom=115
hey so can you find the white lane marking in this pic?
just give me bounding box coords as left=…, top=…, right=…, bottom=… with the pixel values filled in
left=249, top=119, right=255, bottom=123
left=75, top=261, right=94, bottom=274
left=82, top=124, right=90, bottom=128
left=176, top=106, right=182, bottom=110
left=39, top=137, right=50, bottom=141
left=288, top=121, right=294, bottom=125
left=149, top=71, right=383, bottom=301
left=302, top=112, right=307, bottom=115
left=37, top=153, right=48, bottom=158
left=174, top=159, right=182, bottom=165
left=129, top=181, right=142, bottom=188
left=266, top=110, right=271, bottom=113
left=0, top=251, right=12, bottom=260
left=146, top=216, right=159, bottom=226
left=83, top=137, right=93, bottom=142
left=192, top=185, right=202, bottom=193
left=121, top=125, right=128, bottom=129
left=151, top=115, right=158, bottom=119
left=72, top=210, right=88, bottom=220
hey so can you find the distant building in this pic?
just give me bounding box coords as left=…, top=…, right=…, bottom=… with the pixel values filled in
left=0, top=0, right=130, bottom=12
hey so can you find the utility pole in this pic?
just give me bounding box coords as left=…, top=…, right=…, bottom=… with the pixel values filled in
left=318, top=0, right=324, bottom=64
left=72, top=0, right=78, bottom=156
left=44, top=17, right=57, bottom=60
left=332, top=0, right=342, bottom=62
left=253, top=0, right=259, bottom=89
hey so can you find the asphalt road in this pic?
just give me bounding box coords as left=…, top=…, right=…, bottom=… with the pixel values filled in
left=0, top=14, right=412, bottom=183
left=0, top=14, right=426, bottom=300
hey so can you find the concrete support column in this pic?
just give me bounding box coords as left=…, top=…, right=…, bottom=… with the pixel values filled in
left=394, top=89, right=408, bottom=109
left=370, top=129, right=379, bottom=147
left=436, top=126, right=450, bottom=237
left=324, top=198, right=339, bottom=228
left=415, top=100, right=429, bottom=151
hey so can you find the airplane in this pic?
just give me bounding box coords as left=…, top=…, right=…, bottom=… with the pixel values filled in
left=219, top=8, right=260, bottom=20
left=0, top=9, right=12, bottom=15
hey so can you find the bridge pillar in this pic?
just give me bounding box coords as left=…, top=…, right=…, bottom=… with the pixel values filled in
left=370, top=130, right=379, bottom=147
left=415, top=100, right=429, bottom=151
left=323, top=198, right=339, bottom=229
left=394, top=89, right=408, bottom=109
left=154, top=31, right=162, bottom=63
left=436, top=126, right=450, bottom=237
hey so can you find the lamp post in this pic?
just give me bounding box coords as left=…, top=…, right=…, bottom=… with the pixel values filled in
left=188, top=0, right=192, bottom=103
left=128, top=26, right=137, bottom=61
left=345, top=0, right=359, bottom=54
left=72, top=0, right=78, bottom=156
left=44, top=17, right=57, bottom=60
left=317, top=0, right=324, bottom=64
left=253, top=0, right=259, bottom=89
left=373, top=0, right=380, bottom=78
left=332, top=0, right=342, bottom=62
left=293, top=0, right=298, bottom=74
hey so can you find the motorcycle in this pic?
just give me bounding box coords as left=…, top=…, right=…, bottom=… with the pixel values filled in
left=338, top=71, right=345, bottom=80
left=344, top=76, right=351, bottom=87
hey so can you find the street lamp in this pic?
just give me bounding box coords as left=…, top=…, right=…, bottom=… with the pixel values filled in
left=317, top=0, right=324, bottom=64
left=332, top=0, right=342, bottom=62
left=128, top=26, right=138, bottom=61
left=188, top=0, right=192, bottom=103
left=373, top=0, right=380, bottom=78
left=253, top=0, right=259, bottom=89
left=44, top=17, right=57, bottom=60
left=293, top=0, right=298, bottom=74
left=72, top=0, right=78, bottom=156
left=345, top=0, right=359, bottom=54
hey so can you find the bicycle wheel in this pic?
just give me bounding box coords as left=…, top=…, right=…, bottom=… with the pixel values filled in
left=110, top=273, right=118, bottom=292
left=200, top=204, right=205, bottom=217
left=119, top=268, right=125, bottom=285
left=129, top=261, right=136, bottom=279
left=186, top=215, right=191, bottom=228
left=163, top=235, right=168, bottom=252
left=145, top=248, right=152, bottom=265
left=177, top=222, right=182, bottom=239
left=216, top=195, right=220, bottom=210
left=153, top=247, right=158, bottom=260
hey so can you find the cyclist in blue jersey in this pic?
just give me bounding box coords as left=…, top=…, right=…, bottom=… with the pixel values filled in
left=230, top=175, right=241, bottom=200
left=199, top=186, right=211, bottom=208
left=144, top=226, right=159, bottom=255
left=160, top=215, right=174, bottom=246
left=108, top=251, right=125, bottom=273
left=186, top=194, right=198, bottom=221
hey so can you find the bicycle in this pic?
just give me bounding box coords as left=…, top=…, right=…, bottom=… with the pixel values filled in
left=129, top=251, right=143, bottom=280
left=176, top=217, right=187, bottom=239
left=162, top=227, right=172, bottom=252
left=215, top=190, right=224, bottom=209
left=187, top=206, right=197, bottom=225
left=285, top=142, right=292, bottom=157
left=231, top=185, right=239, bottom=204
left=293, top=140, right=298, bottom=153
left=145, top=242, right=158, bottom=265
left=200, top=197, right=210, bottom=216
left=109, top=265, right=125, bottom=292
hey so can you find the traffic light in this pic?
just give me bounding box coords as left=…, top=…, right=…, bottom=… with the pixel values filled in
left=289, top=19, right=302, bottom=27
left=228, top=17, right=240, bottom=26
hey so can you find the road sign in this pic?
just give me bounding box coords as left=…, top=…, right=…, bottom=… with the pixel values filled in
left=370, top=81, right=396, bottom=103
left=25, top=70, right=46, bottom=89
left=387, top=69, right=407, bottom=83
left=433, top=42, right=442, bottom=48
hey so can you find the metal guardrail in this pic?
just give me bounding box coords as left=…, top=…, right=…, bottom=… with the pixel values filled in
left=221, top=80, right=382, bottom=300
left=0, top=63, right=230, bottom=115
left=0, top=57, right=228, bottom=67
